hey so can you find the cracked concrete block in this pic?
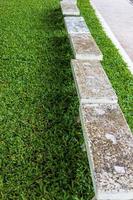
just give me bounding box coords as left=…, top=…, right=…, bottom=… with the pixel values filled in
left=69, top=34, right=103, bottom=60
left=64, top=16, right=90, bottom=34
left=61, top=2, right=80, bottom=16
left=71, top=60, right=117, bottom=104
left=80, top=103, right=133, bottom=200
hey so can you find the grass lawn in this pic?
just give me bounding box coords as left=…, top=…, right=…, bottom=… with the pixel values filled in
left=0, top=0, right=133, bottom=199
left=0, top=0, right=93, bottom=199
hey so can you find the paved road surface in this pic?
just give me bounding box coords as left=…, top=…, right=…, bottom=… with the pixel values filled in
left=91, top=0, right=133, bottom=74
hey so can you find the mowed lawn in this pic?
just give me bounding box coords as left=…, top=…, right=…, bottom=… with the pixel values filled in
left=0, top=0, right=93, bottom=199
left=0, top=0, right=133, bottom=200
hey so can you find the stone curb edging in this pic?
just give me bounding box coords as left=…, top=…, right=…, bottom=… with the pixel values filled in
left=60, top=1, right=133, bottom=199
left=80, top=103, right=133, bottom=200
left=60, top=1, right=80, bottom=16
left=64, top=16, right=91, bottom=34
left=64, top=16, right=103, bottom=60
left=69, top=33, right=103, bottom=60
left=71, top=60, right=117, bottom=104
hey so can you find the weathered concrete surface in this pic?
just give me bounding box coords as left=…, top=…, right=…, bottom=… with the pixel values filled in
left=60, top=2, right=80, bottom=16
left=91, top=197, right=96, bottom=200
left=71, top=60, right=117, bottom=104
left=64, top=16, right=90, bottom=34
left=62, top=0, right=77, bottom=4
left=69, top=34, right=102, bottom=60
left=91, top=0, right=133, bottom=74
left=80, top=103, right=133, bottom=200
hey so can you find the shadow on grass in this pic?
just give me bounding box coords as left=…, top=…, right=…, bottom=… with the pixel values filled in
left=26, top=7, right=94, bottom=200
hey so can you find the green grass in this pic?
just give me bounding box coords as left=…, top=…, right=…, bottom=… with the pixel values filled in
left=78, top=0, right=133, bottom=131
left=0, top=0, right=133, bottom=199
left=0, top=0, right=93, bottom=199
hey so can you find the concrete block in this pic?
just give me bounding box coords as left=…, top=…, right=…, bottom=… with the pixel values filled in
left=71, top=60, right=117, bottom=104
left=64, top=16, right=90, bottom=34
left=61, top=2, right=80, bottom=16
left=80, top=103, right=133, bottom=200
left=61, top=0, right=77, bottom=4
left=69, top=34, right=103, bottom=60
